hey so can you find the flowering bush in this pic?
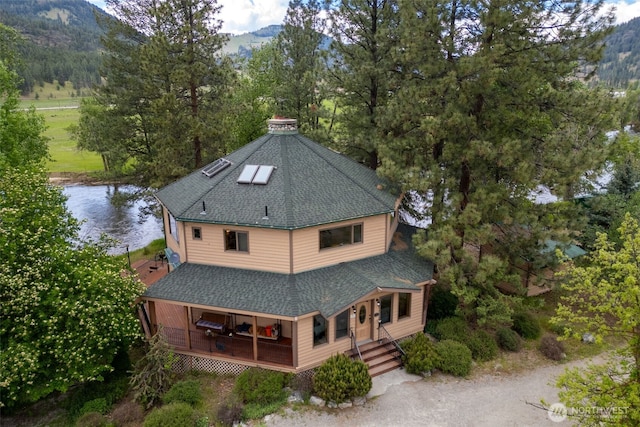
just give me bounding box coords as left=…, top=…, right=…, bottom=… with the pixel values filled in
left=0, top=167, right=145, bottom=408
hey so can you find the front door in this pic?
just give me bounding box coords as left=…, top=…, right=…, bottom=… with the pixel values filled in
left=355, top=301, right=372, bottom=342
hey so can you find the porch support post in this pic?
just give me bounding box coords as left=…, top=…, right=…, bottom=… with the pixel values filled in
left=252, top=316, right=258, bottom=361
left=148, top=301, right=158, bottom=335
left=292, top=320, right=298, bottom=368
left=183, top=306, right=191, bottom=350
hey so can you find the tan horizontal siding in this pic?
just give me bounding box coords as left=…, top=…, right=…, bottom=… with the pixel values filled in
left=377, top=289, right=425, bottom=340
left=295, top=315, right=352, bottom=370
left=185, top=224, right=290, bottom=273
left=292, top=215, right=388, bottom=274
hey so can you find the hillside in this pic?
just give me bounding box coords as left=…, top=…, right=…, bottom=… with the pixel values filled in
left=597, top=17, right=640, bottom=88
left=0, top=0, right=108, bottom=93
left=222, top=24, right=281, bottom=56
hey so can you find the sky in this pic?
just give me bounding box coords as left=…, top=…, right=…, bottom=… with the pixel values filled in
left=86, top=0, right=640, bottom=35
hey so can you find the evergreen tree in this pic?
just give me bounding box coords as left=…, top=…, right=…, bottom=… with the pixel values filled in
left=275, top=0, right=329, bottom=139
left=327, top=0, right=399, bottom=169
left=228, top=42, right=282, bottom=150
left=378, top=0, right=617, bottom=325
left=82, top=0, right=236, bottom=188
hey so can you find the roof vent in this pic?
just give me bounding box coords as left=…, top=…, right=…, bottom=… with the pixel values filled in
left=268, top=118, right=298, bottom=134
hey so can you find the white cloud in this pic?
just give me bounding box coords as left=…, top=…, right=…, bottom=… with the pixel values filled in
left=218, top=0, right=289, bottom=34
left=85, top=0, right=289, bottom=34
left=608, top=0, right=640, bottom=23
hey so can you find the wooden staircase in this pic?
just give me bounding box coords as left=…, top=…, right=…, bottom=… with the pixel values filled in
left=347, top=339, right=403, bottom=377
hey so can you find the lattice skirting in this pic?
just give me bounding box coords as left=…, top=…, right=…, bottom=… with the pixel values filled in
left=172, top=353, right=316, bottom=381
left=173, top=353, right=249, bottom=376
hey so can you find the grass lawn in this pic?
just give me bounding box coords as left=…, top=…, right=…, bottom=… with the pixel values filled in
left=20, top=82, right=103, bottom=174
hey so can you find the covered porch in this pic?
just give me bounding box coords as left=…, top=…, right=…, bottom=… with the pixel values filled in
left=141, top=300, right=295, bottom=369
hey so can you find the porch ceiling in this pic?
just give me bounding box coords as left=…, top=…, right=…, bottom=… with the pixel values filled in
left=143, top=224, right=434, bottom=318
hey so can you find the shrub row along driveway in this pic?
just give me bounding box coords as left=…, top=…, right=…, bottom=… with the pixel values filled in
left=267, top=354, right=607, bottom=427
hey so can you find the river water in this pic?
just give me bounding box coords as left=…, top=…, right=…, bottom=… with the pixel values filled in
left=63, top=184, right=164, bottom=255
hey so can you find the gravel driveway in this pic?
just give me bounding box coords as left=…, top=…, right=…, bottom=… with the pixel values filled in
left=265, top=354, right=605, bottom=427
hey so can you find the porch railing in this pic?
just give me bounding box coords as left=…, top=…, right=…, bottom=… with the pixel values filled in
left=158, top=326, right=293, bottom=367
left=378, top=323, right=405, bottom=362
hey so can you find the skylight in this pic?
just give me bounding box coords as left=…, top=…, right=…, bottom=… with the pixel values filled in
left=253, top=165, right=275, bottom=185
left=237, top=165, right=275, bottom=185
left=237, top=165, right=259, bottom=183
left=202, top=158, right=231, bottom=177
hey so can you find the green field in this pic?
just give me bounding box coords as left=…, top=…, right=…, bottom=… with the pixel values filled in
left=20, top=82, right=102, bottom=173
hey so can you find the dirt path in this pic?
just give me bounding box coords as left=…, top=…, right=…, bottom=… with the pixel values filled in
left=266, top=355, right=606, bottom=427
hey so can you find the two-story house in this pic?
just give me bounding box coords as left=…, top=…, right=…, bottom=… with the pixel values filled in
left=140, top=119, right=435, bottom=376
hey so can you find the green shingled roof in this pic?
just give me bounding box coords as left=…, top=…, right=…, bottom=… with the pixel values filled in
left=143, top=224, right=434, bottom=318
left=155, top=131, right=398, bottom=229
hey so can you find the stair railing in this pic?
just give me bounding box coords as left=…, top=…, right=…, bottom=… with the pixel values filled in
left=350, top=328, right=363, bottom=361
left=378, top=323, right=405, bottom=362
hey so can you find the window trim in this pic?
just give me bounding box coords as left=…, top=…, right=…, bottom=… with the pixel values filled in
left=168, top=212, right=179, bottom=243
left=319, top=223, right=363, bottom=250
left=379, top=294, right=393, bottom=324
left=334, top=309, right=349, bottom=341
left=313, top=314, right=327, bottom=346
left=398, top=293, right=411, bottom=319
left=224, top=229, right=249, bottom=252
left=192, top=227, right=202, bottom=240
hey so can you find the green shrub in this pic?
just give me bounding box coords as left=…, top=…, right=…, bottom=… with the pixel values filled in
left=143, top=402, right=199, bottom=427
left=496, top=327, right=521, bottom=352
left=233, top=368, right=287, bottom=405
left=539, top=335, right=565, bottom=361
left=313, top=353, right=372, bottom=403
left=163, top=380, right=202, bottom=407
left=467, top=330, right=498, bottom=361
left=512, top=311, right=541, bottom=340
left=424, top=319, right=439, bottom=336
left=400, top=333, right=439, bottom=374
left=435, top=339, right=472, bottom=377
left=75, top=412, right=109, bottom=427
left=433, top=316, right=469, bottom=341
left=427, top=286, right=459, bottom=320
left=79, top=398, right=109, bottom=416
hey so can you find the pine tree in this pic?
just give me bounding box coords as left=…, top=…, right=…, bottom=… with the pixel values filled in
left=275, top=0, right=329, bottom=138
left=327, top=0, right=399, bottom=169
left=83, top=0, right=236, bottom=188
left=378, top=0, right=617, bottom=325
